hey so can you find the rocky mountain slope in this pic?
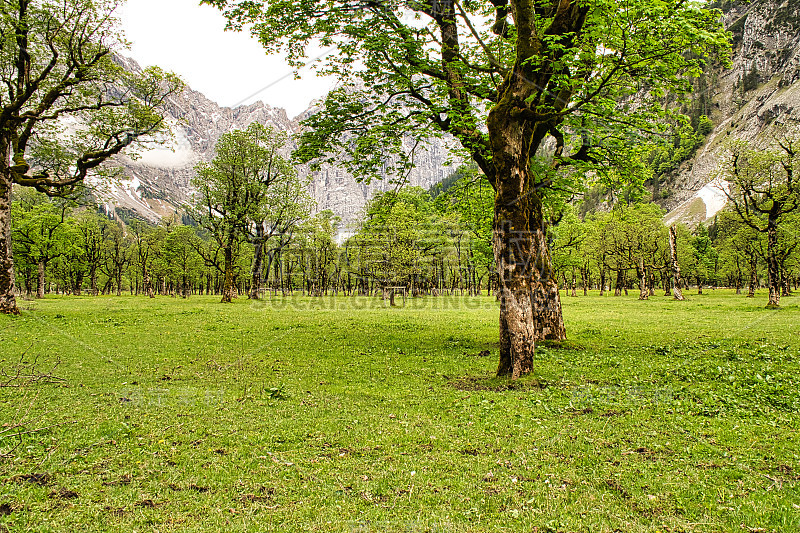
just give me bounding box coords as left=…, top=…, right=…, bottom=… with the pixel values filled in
left=99, top=58, right=453, bottom=229
left=664, top=0, right=800, bottom=225
left=106, top=0, right=800, bottom=230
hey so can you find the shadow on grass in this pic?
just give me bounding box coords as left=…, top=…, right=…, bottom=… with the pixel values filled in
left=448, top=374, right=549, bottom=392
left=539, top=339, right=586, bottom=350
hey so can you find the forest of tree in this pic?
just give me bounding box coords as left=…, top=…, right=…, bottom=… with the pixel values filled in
left=11, top=162, right=799, bottom=308
left=3, top=0, right=797, bottom=382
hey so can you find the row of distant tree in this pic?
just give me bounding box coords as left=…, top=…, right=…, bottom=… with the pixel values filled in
left=11, top=149, right=799, bottom=307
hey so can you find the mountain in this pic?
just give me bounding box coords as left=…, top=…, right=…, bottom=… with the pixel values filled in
left=106, top=0, right=800, bottom=229
left=98, top=57, right=454, bottom=228
left=663, top=0, right=800, bottom=226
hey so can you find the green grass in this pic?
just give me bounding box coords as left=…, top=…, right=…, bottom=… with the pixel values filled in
left=0, top=291, right=798, bottom=532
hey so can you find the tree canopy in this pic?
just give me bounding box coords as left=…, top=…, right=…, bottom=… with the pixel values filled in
left=0, top=0, right=183, bottom=314
left=206, top=0, right=730, bottom=377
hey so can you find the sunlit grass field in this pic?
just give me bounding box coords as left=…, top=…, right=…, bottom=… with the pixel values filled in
left=0, top=291, right=798, bottom=532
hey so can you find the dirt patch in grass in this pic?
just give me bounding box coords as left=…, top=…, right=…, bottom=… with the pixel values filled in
left=102, top=474, right=132, bottom=486
left=10, top=473, right=52, bottom=486
left=135, top=499, right=163, bottom=508
left=48, top=488, right=79, bottom=500
left=0, top=502, right=19, bottom=516
left=604, top=478, right=631, bottom=499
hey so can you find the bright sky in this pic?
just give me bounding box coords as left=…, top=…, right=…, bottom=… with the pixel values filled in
left=118, top=0, right=335, bottom=117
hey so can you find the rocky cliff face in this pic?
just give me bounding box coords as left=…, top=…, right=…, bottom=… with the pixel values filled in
left=109, top=0, right=800, bottom=229
left=100, top=59, right=454, bottom=228
left=664, top=0, right=800, bottom=225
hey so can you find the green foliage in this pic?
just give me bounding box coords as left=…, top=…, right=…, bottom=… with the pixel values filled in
left=190, top=123, right=308, bottom=299
left=292, top=210, right=340, bottom=295
left=205, top=0, right=729, bottom=199
left=696, top=115, right=714, bottom=136
left=350, top=188, right=441, bottom=286
left=0, top=0, right=183, bottom=194
left=11, top=191, right=75, bottom=267
left=647, top=118, right=712, bottom=179
left=551, top=206, right=587, bottom=278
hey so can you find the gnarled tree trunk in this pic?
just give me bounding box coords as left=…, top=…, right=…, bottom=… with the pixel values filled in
left=0, top=165, right=18, bottom=314
left=669, top=225, right=685, bottom=300
left=489, top=98, right=566, bottom=378
left=249, top=224, right=265, bottom=300
left=637, top=258, right=648, bottom=300
left=766, top=220, right=780, bottom=308
left=221, top=225, right=237, bottom=303
left=144, top=268, right=154, bottom=298
left=37, top=261, right=45, bottom=299
left=747, top=253, right=757, bottom=297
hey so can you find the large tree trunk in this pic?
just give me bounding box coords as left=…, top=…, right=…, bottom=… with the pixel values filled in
left=491, top=173, right=565, bottom=377
left=637, top=258, right=648, bottom=300
left=0, top=168, right=18, bottom=314
left=781, top=267, right=791, bottom=297
left=90, top=266, right=98, bottom=296
left=249, top=224, right=265, bottom=300
left=221, top=230, right=236, bottom=303
left=669, top=225, right=685, bottom=300
left=37, top=261, right=45, bottom=299
left=747, top=253, right=757, bottom=298
left=144, top=268, right=154, bottom=298
left=766, top=219, right=780, bottom=308
left=488, top=89, right=566, bottom=378
left=570, top=269, right=577, bottom=297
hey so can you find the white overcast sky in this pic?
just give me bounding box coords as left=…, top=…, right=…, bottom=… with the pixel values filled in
left=118, top=0, right=335, bottom=117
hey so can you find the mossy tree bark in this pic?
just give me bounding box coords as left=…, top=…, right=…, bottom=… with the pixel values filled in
left=0, top=165, right=18, bottom=315
left=669, top=225, right=685, bottom=300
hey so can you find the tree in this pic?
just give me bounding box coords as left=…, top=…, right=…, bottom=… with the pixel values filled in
left=0, top=0, right=182, bottom=314
left=550, top=206, right=585, bottom=297
left=603, top=203, right=666, bottom=300
left=11, top=191, right=73, bottom=298
left=352, top=188, right=441, bottom=296
left=668, top=225, right=685, bottom=300
left=191, top=123, right=300, bottom=302
left=242, top=126, right=311, bottom=300
left=208, top=0, right=728, bottom=377
left=100, top=220, right=130, bottom=296
left=162, top=225, right=202, bottom=297
left=714, top=211, right=761, bottom=296
left=74, top=211, right=106, bottom=296
left=688, top=224, right=717, bottom=294
left=721, top=138, right=800, bottom=307
left=130, top=220, right=160, bottom=297
left=433, top=166, right=496, bottom=295
left=297, top=210, right=339, bottom=297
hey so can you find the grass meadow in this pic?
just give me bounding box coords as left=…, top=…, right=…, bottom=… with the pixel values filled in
left=0, top=291, right=798, bottom=532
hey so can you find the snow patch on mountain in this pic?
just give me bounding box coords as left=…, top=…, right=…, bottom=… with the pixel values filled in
left=697, top=179, right=730, bottom=219
left=664, top=178, right=730, bottom=227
